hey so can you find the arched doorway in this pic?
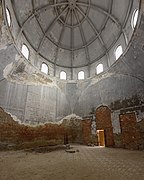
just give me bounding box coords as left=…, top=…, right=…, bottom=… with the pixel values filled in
left=96, top=106, right=114, bottom=147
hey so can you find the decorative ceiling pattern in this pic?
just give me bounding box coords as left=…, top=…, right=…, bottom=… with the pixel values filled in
left=10, top=0, right=133, bottom=68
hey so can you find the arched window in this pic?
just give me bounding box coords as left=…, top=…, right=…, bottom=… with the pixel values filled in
left=60, top=71, right=67, bottom=80
left=96, top=64, right=103, bottom=74
left=78, top=71, right=85, bottom=80
left=115, top=45, right=123, bottom=60
left=41, top=63, right=48, bottom=74
left=21, top=44, right=29, bottom=60
left=6, top=8, right=11, bottom=27
left=131, top=9, right=139, bottom=29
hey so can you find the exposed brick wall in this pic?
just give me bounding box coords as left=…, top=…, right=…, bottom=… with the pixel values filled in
left=0, top=108, right=92, bottom=150
left=120, top=113, right=141, bottom=150
left=0, top=108, right=66, bottom=150
left=96, top=106, right=114, bottom=147
left=82, top=120, right=92, bottom=145
left=137, top=119, right=144, bottom=150
left=96, top=106, right=112, bottom=129
left=1, top=107, right=143, bottom=150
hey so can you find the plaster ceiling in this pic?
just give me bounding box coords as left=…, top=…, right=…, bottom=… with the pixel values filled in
left=11, top=0, right=133, bottom=68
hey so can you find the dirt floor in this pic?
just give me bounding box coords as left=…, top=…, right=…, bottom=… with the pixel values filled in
left=0, top=145, right=144, bottom=180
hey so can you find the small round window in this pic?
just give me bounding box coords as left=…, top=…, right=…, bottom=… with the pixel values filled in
left=6, top=8, right=11, bottom=27
left=131, top=9, right=139, bottom=29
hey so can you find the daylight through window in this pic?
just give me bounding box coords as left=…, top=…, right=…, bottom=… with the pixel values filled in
left=21, top=44, right=29, bottom=60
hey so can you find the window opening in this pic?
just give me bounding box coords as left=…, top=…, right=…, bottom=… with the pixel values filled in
left=6, top=8, right=11, bottom=27
left=78, top=71, right=85, bottom=80
left=21, top=44, right=29, bottom=60
left=96, top=64, right=103, bottom=74
left=60, top=71, right=67, bottom=80
left=41, top=63, right=48, bottom=74
left=115, top=45, right=123, bottom=60
left=131, top=9, right=139, bottom=29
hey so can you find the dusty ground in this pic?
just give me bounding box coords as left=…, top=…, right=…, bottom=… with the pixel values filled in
left=0, top=145, right=144, bottom=180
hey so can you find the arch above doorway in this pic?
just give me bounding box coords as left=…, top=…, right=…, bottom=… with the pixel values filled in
left=96, top=105, right=114, bottom=147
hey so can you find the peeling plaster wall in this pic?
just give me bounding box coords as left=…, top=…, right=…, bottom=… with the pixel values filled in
left=0, top=28, right=71, bottom=124
left=0, top=1, right=71, bottom=125
left=70, top=7, right=144, bottom=115
left=73, top=74, right=144, bottom=116
left=0, top=109, right=86, bottom=150
left=0, top=77, right=71, bottom=125
left=71, top=12, right=144, bottom=139
left=0, top=1, right=144, bottom=130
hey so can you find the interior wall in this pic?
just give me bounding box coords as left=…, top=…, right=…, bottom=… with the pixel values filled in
left=72, top=10, right=144, bottom=117
left=0, top=1, right=144, bottom=127
left=0, top=49, right=71, bottom=123
left=0, top=108, right=86, bottom=150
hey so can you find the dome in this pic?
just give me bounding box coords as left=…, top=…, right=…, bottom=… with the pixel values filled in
left=4, top=0, right=140, bottom=80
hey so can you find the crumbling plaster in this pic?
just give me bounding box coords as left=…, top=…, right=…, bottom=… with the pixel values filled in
left=0, top=1, right=143, bottom=129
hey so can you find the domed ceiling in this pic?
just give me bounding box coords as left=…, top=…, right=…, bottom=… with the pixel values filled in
left=9, top=0, right=135, bottom=68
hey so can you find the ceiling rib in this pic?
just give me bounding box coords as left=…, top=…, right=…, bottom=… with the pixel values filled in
left=122, top=0, right=134, bottom=46
left=74, top=8, right=90, bottom=73
left=105, top=0, right=113, bottom=67
left=9, top=0, right=135, bottom=70
left=16, top=2, right=69, bottom=42
left=71, top=9, right=74, bottom=79
left=54, top=0, right=91, bottom=29
left=15, top=0, right=122, bottom=52
left=76, top=6, right=107, bottom=51
left=77, top=2, right=128, bottom=48
left=76, top=2, right=122, bottom=27
left=76, top=5, right=111, bottom=69
left=37, top=6, right=69, bottom=53
left=54, top=8, right=71, bottom=75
